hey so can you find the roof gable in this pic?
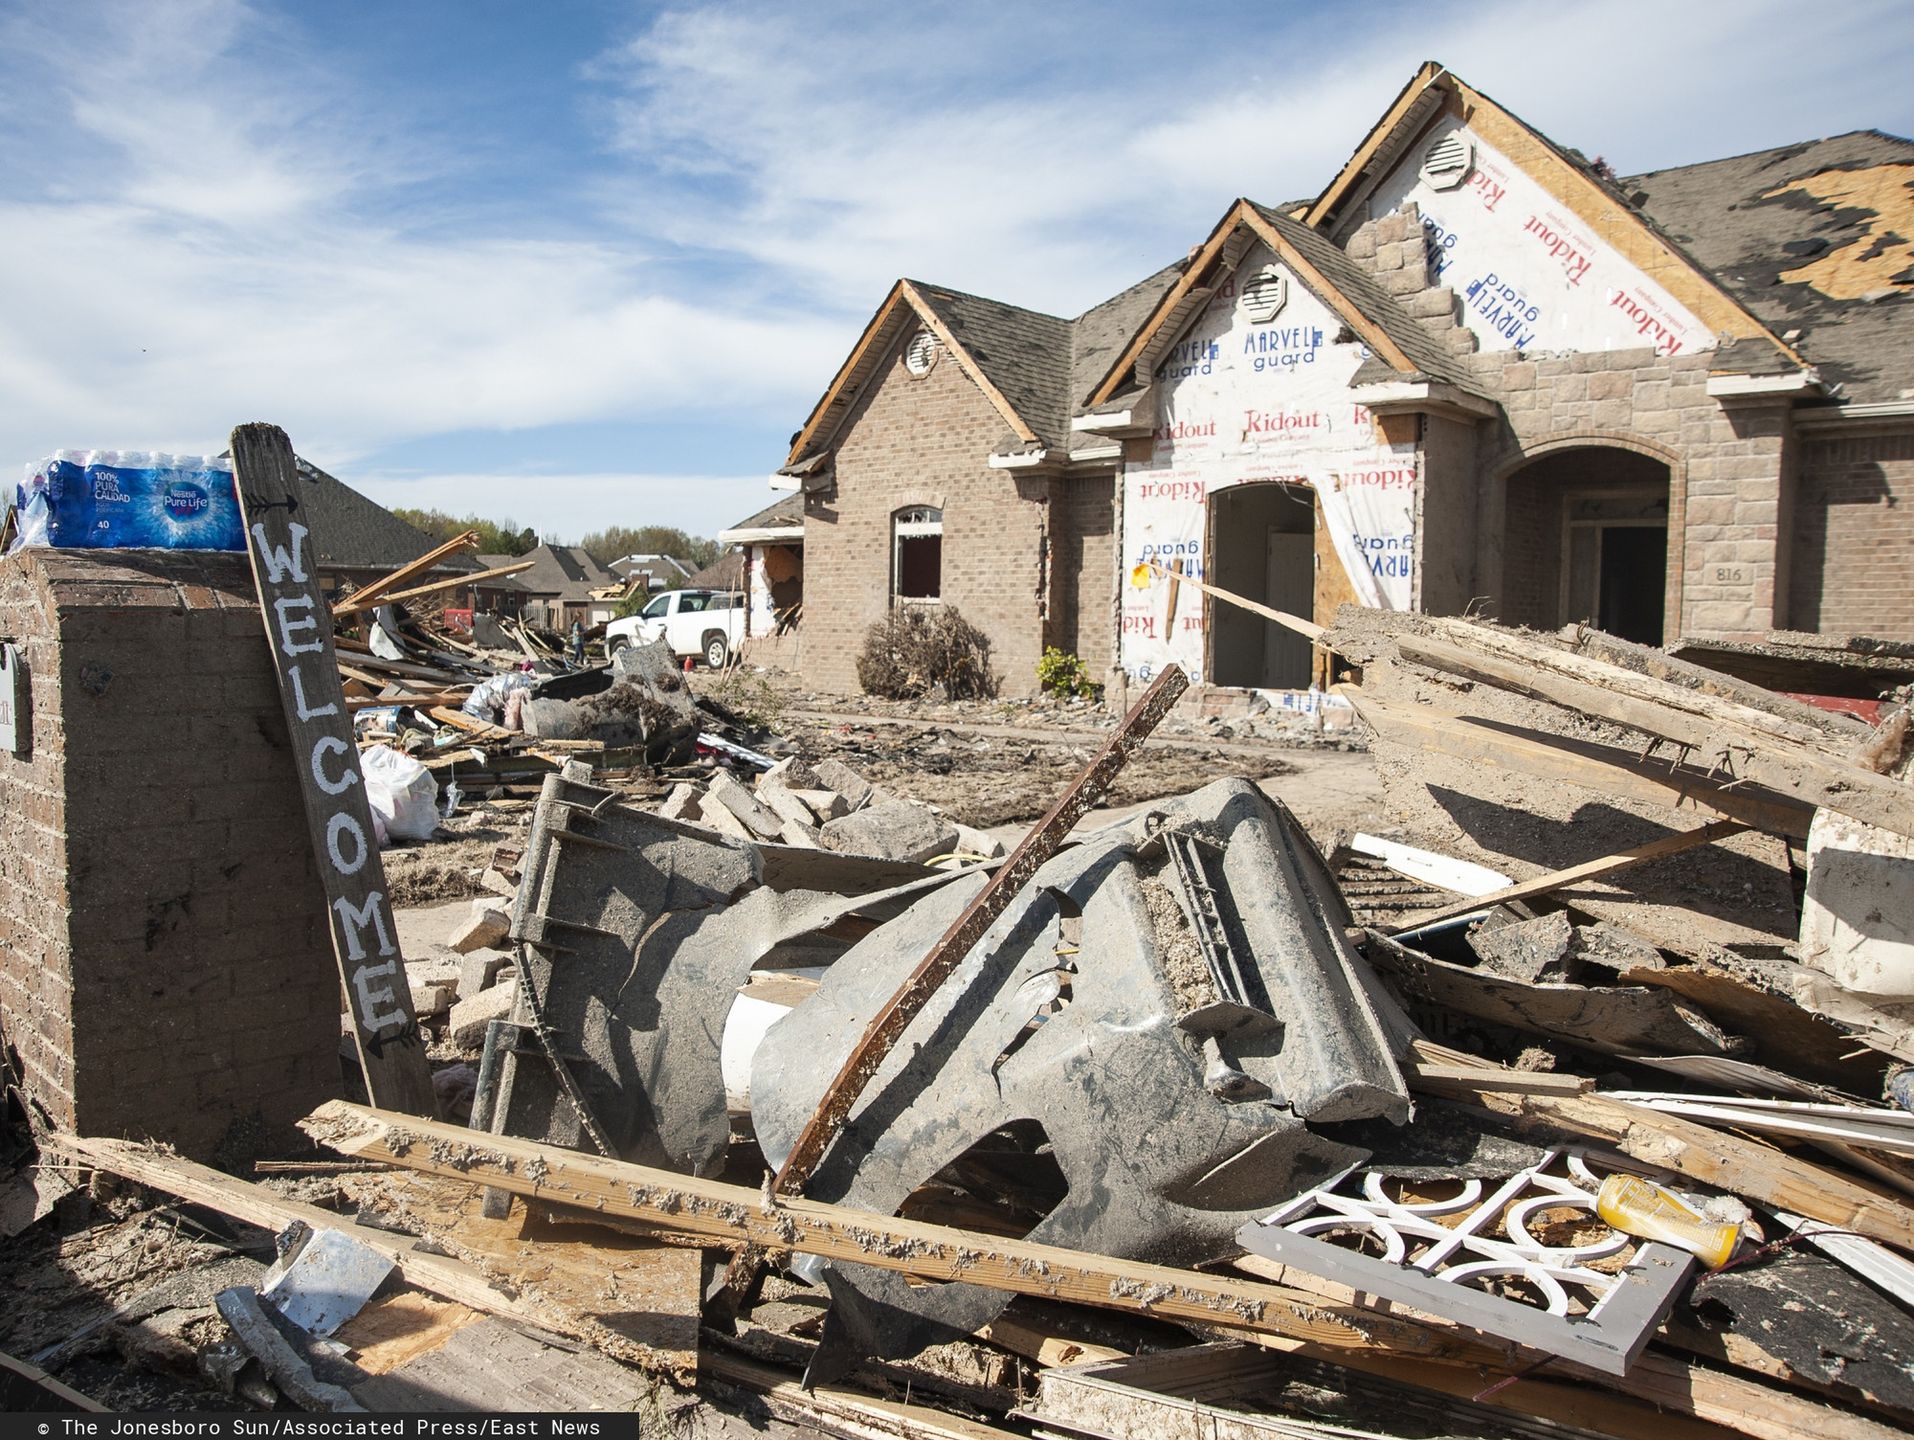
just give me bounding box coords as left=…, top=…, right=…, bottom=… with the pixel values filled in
left=1086, top=199, right=1482, bottom=407
left=1304, top=64, right=1798, bottom=368
left=785, top=281, right=1052, bottom=467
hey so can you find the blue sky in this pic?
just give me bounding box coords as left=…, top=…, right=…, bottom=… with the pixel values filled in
left=3, top=0, right=1911, bottom=542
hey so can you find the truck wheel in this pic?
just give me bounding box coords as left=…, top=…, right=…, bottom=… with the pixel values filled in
left=607, top=635, right=629, bottom=656
left=702, top=631, right=730, bottom=670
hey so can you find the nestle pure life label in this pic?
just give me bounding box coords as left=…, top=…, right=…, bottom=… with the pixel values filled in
left=19, top=451, right=244, bottom=551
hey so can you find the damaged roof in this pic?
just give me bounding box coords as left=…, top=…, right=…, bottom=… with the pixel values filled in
left=291, top=458, right=481, bottom=574
left=719, top=492, right=805, bottom=543
left=906, top=281, right=1075, bottom=451
left=1626, top=131, right=1914, bottom=403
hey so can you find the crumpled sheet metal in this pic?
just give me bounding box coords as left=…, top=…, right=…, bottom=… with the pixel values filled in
left=749, top=778, right=1412, bottom=1361
left=495, top=767, right=960, bottom=1172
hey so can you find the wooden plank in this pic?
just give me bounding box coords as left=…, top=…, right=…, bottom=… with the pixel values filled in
left=1343, top=687, right=1816, bottom=840
left=1413, top=617, right=1849, bottom=756
left=300, top=1101, right=1505, bottom=1365
left=1391, top=632, right=1914, bottom=838
left=1146, top=560, right=1324, bottom=640
left=704, top=1350, right=1020, bottom=1440
left=357, top=558, right=536, bottom=611
left=330, top=529, right=480, bottom=617
left=1385, top=819, right=1746, bottom=932
left=230, top=423, right=434, bottom=1116
left=1405, top=1078, right=1914, bottom=1251
left=43, top=1135, right=509, bottom=1306
left=771, top=662, right=1190, bottom=1199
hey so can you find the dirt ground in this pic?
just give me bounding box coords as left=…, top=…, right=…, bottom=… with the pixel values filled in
left=380, top=674, right=1376, bottom=906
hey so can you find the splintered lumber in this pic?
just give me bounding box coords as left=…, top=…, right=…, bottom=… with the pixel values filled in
left=230, top=422, right=434, bottom=1116
left=331, top=529, right=480, bottom=617
left=704, top=1352, right=1019, bottom=1440
left=1147, top=560, right=1324, bottom=640
left=773, top=662, right=1191, bottom=1197
left=1342, top=688, right=1816, bottom=839
left=355, top=558, right=537, bottom=611
left=1392, top=632, right=1914, bottom=838
left=40, top=1134, right=540, bottom=1325
left=300, top=1101, right=1503, bottom=1365
left=1385, top=819, right=1747, bottom=933
left=1409, top=1076, right=1914, bottom=1252
left=429, top=705, right=515, bottom=742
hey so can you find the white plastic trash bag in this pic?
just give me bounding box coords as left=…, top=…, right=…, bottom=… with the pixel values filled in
left=361, top=744, right=440, bottom=845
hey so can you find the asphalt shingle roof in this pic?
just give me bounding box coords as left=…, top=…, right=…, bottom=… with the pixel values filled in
left=906, top=281, right=1075, bottom=449
left=512, top=544, right=620, bottom=602
left=291, top=458, right=480, bottom=573
left=1625, top=131, right=1914, bottom=403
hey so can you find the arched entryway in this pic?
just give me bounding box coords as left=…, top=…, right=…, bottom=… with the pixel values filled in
left=1208, top=482, right=1315, bottom=688
left=1500, top=446, right=1672, bottom=645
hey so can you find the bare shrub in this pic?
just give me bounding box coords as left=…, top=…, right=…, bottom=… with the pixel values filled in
left=856, top=605, right=998, bottom=700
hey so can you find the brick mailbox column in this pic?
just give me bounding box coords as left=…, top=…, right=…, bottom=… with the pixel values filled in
left=0, top=549, right=341, bottom=1163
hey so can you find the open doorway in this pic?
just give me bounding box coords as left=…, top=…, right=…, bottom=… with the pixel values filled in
left=1502, top=447, right=1671, bottom=646
left=1208, top=482, right=1314, bottom=688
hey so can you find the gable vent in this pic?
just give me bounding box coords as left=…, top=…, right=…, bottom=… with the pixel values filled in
left=1421, top=133, right=1474, bottom=190
left=1239, top=266, right=1289, bottom=323
left=904, top=330, right=941, bottom=377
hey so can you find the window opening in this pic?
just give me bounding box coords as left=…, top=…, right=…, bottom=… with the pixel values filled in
left=894, top=505, right=943, bottom=601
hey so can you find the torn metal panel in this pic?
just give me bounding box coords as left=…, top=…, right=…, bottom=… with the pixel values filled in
left=749, top=779, right=1409, bottom=1362
left=493, top=767, right=964, bottom=1171
left=1238, top=1151, right=1693, bottom=1376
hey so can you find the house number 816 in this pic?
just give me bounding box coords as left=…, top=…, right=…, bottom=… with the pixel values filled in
left=1714, top=566, right=1746, bottom=583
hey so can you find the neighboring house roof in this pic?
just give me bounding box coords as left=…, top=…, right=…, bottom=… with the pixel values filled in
left=1626, top=131, right=1914, bottom=404
left=608, top=552, right=692, bottom=581
left=511, top=544, right=620, bottom=603
left=719, top=492, right=806, bottom=545
left=1303, top=63, right=1798, bottom=373
left=470, top=552, right=530, bottom=593
left=688, top=551, right=745, bottom=589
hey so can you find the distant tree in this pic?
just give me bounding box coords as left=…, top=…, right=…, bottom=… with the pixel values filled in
left=576, top=524, right=719, bottom=572
left=393, top=508, right=540, bottom=556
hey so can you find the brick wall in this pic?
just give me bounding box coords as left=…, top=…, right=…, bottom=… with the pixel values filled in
left=1791, top=428, right=1914, bottom=638
left=0, top=549, right=341, bottom=1162
left=1045, top=474, right=1116, bottom=677
left=805, top=339, right=1048, bottom=696
left=1470, top=348, right=1790, bottom=640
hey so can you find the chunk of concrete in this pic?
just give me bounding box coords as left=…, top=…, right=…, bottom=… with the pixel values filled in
left=658, top=783, right=704, bottom=823
left=951, top=823, right=1007, bottom=860
left=792, top=788, right=850, bottom=821
left=409, top=974, right=458, bottom=1018
left=450, top=900, right=511, bottom=955
left=707, top=769, right=785, bottom=840
left=696, top=798, right=759, bottom=843
left=757, top=781, right=821, bottom=829
left=820, top=799, right=960, bottom=864
left=448, top=978, right=519, bottom=1050
left=811, top=758, right=875, bottom=812
left=778, top=816, right=822, bottom=849
left=1469, top=912, right=1575, bottom=983
left=758, top=756, right=822, bottom=793
left=458, top=949, right=511, bottom=1001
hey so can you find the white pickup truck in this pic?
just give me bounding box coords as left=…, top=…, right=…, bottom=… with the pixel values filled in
left=604, top=588, right=746, bottom=669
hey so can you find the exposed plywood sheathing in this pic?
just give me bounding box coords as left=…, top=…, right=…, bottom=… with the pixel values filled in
left=1768, top=163, right=1914, bottom=299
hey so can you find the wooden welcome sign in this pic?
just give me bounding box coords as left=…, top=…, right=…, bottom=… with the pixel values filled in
left=230, top=423, right=435, bottom=1115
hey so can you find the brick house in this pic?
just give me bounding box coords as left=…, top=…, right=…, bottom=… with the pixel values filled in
left=775, top=63, right=1914, bottom=704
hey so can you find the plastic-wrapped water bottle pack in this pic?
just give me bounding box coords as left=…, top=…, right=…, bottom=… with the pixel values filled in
left=9, top=450, right=246, bottom=553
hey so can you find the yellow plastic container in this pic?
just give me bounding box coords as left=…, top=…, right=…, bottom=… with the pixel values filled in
left=1596, top=1174, right=1740, bottom=1270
